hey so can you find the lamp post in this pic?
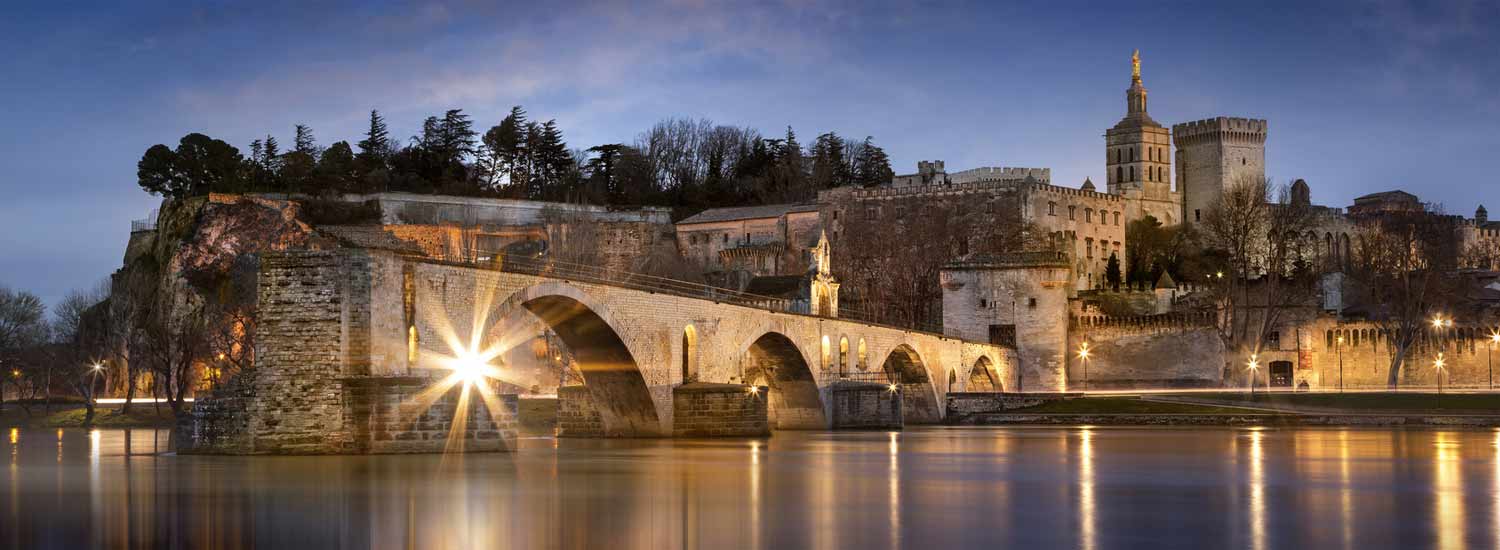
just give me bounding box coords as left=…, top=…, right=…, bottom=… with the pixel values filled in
left=89, top=362, right=103, bottom=410
left=1247, top=354, right=1260, bottom=396
left=1489, top=332, right=1498, bottom=390
left=1077, top=342, right=1092, bottom=393
left=1336, top=334, right=1344, bottom=393
left=1434, top=352, right=1446, bottom=395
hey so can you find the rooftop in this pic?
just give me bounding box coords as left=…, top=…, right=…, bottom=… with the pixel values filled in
left=677, top=203, right=819, bottom=225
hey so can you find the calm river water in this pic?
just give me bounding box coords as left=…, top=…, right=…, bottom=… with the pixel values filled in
left=3, top=426, right=1499, bottom=549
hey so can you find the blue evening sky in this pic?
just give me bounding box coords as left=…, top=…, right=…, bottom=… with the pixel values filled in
left=2, top=1, right=1497, bottom=308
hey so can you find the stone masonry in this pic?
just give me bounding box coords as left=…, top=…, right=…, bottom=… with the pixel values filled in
left=671, top=383, right=771, bottom=437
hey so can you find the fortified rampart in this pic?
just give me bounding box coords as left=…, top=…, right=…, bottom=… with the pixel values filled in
left=1067, top=312, right=1224, bottom=388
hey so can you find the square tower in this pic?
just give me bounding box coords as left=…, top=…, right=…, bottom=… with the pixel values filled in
left=1105, top=50, right=1173, bottom=203
left=1172, top=117, right=1268, bottom=225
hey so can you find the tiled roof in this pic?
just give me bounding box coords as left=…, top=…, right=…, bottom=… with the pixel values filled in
left=677, top=203, right=819, bottom=225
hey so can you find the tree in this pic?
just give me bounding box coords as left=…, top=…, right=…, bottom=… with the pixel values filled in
left=137, top=134, right=246, bottom=199
left=317, top=141, right=357, bottom=193
left=355, top=110, right=392, bottom=192
left=293, top=124, right=318, bottom=157
left=133, top=305, right=209, bottom=416
left=810, top=132, right=849, bottom=190
left=52, top=287, right=109, bottom=424
left=1105, top=252, right=1122, bottom=291
left=0, top=286, right=46, bottom=414
left=851, top=137, right=894, bottom=187
left=1348, top=208, right=1460, bottom=388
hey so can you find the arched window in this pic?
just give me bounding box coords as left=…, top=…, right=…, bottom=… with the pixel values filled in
left=858, top=338, right=868, bottom=370
left=1048, top=201, right=1057, bottom=216
left=1085, top=208, right=1092, bottom=223
left=838, top=337, right=850, bottom=375
left=820, top=335, right=831, bottom=370
left=1115, top=167, right=1122, bottom=183
left=1113, top=212, right=1121, bottom=226
left=682, top=325, right=698, bottom=382
left=1069, top=206, right=1076, bottom=220
left=1128, top=166, right=1135, bottom=181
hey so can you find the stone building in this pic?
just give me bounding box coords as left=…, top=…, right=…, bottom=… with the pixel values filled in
left=1108, top=50, right=1182, bottom=226
left=674, top=203, right=822, bottom=289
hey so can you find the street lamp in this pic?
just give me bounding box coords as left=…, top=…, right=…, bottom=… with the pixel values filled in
left=1434, top=352, right=1447, bottom=395
left=1077, top=341, right=1091, bottom=393
left=1336, top=334, right=1345, bottom=392
left=1489, top=332, right=1499, bottom=390
left=89, top=362, right=103, bottom=409
left=1247, top=354, right=1260, bottom=396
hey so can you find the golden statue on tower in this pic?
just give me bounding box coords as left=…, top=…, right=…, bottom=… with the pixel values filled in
left=1132, top=49, right=1141, bottom=79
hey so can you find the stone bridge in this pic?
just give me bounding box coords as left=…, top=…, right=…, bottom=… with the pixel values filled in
left=179, top=249, right=1023, bottom=454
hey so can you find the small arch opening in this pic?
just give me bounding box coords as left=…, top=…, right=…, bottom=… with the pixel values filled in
left=681, top=324, right=698, bottom=383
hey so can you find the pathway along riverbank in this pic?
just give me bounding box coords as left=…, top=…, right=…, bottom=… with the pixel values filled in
left=957, top=393, right=1500, bottom=427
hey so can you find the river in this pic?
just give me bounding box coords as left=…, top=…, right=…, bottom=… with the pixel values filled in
left=2, top=426, right=1496, bottom=549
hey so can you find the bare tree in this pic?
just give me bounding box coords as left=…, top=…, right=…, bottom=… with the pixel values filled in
left=1201, top=176, right=1271, bottom=349
left=1348, top=209, right=1460, bottom=388
left=134, top=305, right=211, bottom=416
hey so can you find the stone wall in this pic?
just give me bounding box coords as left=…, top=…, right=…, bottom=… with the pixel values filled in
left=1248, top=317, right=1500, bottom=390
left=1067, top=318, right=1225, bottom=389
left=827, top=382, right=902, bottom=429
left=557, top=385, right=604, bottom=437
left=671, top=383, right=770, bottom=437
left=345, top=378, right=518, bottom=453
left=945, top=392, right=1069, bottom=422
left=242, top=250, right=360, bottom=453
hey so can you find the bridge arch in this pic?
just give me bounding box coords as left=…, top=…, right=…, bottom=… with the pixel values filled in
left=968, top=355, right=1002, bottom=392
left=490, top=281, right=662, bottom=436
left=882, top=344, right=942, bottom=424
left=743, top=331, right=828, bottom=430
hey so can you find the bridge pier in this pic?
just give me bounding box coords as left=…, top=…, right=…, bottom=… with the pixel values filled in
left=672, top=383, right=770, bottom=437
left=556, top=385, right=605, bottom=437
left=827, top=381, right=904, bottom=429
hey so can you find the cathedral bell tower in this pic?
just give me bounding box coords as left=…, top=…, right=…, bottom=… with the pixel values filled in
left=1105, top=50, right=1172, bottom=200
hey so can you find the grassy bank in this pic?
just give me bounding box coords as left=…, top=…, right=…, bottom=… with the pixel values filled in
left=1167, top=392, right=1500, bottom=413
left=1, top=405, right=177, bottom=428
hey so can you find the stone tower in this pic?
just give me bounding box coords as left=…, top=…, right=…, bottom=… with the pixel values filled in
left=1105, top=51, right=1178, bottom=225
left=1173, top=116, right=1267, bottom=225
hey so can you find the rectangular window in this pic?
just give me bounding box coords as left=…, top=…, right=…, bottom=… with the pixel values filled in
left=989, top=325, right=1016, bottom=347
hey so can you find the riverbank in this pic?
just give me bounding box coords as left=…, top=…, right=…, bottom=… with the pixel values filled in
left=960, top=393, right=1500, bottom=427
left=1, top=404, right=177, bottom=428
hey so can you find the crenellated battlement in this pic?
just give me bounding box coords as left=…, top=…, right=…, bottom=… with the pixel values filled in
left=947, top=166, right=1051, bottom=185
left=1172, top=117, right=1268, bottom=145
left=1031, top=182, right=1124, bottom=202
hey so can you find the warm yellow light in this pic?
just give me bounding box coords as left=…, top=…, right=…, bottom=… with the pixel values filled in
left=1247, top=354, right=1259, bottom=371
left=888, top=383, right=899, bottom=392
left=1491, top=332, right=1500, bottom=344
left=1215, top=272, right=1224, bottom=279
left=1434, top=352, right=1446, bottom=370
left=9, top=370, right=18, bottom=378
left=91, top=363, right=102, bottom=371
left=747, top=386, right=760, bottom=395
left=1432, top=316, right=1448, bottom=329
left=217, top=353, right=226, bottom=360
left=1077, top=342, right=1090, bottom=360
left=1336, top=336, right=1344, bottom=344
left=452, top=354, right=488, bottom=386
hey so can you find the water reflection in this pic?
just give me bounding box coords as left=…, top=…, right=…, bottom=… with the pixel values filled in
left=5, top=427, right=1500, bottom=548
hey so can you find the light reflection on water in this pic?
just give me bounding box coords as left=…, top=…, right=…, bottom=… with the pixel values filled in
left=3, top=426, right=1500, bottom=548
